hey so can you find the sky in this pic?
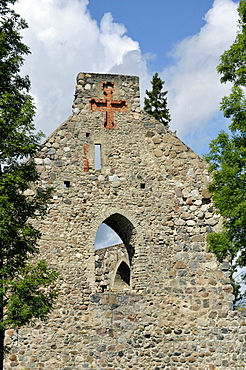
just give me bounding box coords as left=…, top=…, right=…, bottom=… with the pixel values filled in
left=13, top=0, right=240, bottom=249
left=14, top=0, right=239, bottom=156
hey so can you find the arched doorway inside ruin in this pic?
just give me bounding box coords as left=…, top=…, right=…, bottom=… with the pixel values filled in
left=94, top=213, right=135, bottom=292
left=113, top=261, right=130, bottom=288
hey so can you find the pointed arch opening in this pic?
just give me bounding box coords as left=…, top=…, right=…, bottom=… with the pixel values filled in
left=114, top=261, right=130, bottom=289
left=94, top=213, right=135, bottom=292
left=102, top=213, right=135, bottom=261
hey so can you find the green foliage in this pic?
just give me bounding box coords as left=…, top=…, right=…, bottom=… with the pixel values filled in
left=205, top=87, right=246, bottom=293
left=217, top=0, right=246, bottom=86
left=144, top=72, right=171, bottom=127
left=0, top=0, right=58, bottom=362
left=206, top=232, right=231, bottom=263
left=205, top=0, right=246, bottom=303
left=2, top=261, right=57, bottom=329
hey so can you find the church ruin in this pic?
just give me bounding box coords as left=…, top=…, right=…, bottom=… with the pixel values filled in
left=5, top=73, right=246, bottom=369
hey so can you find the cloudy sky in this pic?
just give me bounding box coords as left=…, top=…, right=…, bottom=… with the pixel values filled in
left=13, top=0, right=239, bottom=248
left=15, top=0, right=239, bottom=156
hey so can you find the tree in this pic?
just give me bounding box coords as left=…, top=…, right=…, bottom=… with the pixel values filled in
left=0, top=0, right=57, bottom=367
left=144, top=72, right=171, bottom=127
left=205, top=0, right=246, bottom=303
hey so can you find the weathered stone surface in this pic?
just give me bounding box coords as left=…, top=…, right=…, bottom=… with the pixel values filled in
left=152, top=135, right=161, bottom=144
left=202, top=188, right=211, bottom=198
left=192, top=235, right=205, bottom=242
left=220, top=262, right=231, bottom=271
left=5, top=72, right=245, bottom=370
left=143, top=121, right=155, bottom=129
left=174, top=261, right=187, bottom=269
left=154, top=148, right=163, bottom=157
left=46, top=148, right=56, bottom=155
left=175, top=188, right=183, bottom=197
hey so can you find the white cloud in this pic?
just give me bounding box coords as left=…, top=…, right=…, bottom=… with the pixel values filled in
left=14, top=0, right=240, bottom=154
left=162, top=0, right=239, bottom=145
left=95, top=224, right=123, bottom=250
left=14, top=0, right=150, bottom=136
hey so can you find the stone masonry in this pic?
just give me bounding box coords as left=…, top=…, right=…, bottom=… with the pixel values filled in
left=5, top=73, right=246, bottom=369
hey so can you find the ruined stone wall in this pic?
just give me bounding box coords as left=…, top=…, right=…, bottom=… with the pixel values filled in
left=95, top=244, right=131, bottom=293
left=4, top=73, right=246, bottom=369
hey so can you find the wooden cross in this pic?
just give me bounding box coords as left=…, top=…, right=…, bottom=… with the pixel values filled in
left=89, top=81, right=128, bottom=129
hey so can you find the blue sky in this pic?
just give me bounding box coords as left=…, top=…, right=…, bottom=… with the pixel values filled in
left=15, top=0, right=239, bottom=157
left=88, top=0, right=216, bottom=73
left=14, top=0, right=240, bottom=249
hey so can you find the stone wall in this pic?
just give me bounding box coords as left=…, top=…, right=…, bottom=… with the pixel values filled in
left=95, top=244, right=131, bottom=293
left=4, top=73, right=246, bottom=369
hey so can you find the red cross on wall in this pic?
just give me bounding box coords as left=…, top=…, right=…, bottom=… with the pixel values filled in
left=89, top=81, right=128, bottom=129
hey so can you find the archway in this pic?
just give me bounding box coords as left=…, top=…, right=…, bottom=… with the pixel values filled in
left=114, top=261, right=130, bottom=288
left=94, top=213, right=135, bottom=292
left=102, top=213, right=135, bottom=261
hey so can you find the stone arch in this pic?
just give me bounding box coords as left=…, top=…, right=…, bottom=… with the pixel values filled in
left=90, top=207, right=139, bottom=242
left=87, top=207, right=146, bottom=293
left=102, top=213, right=135, bottom=262
left=94, top=213, right=135, bottom=293
left=112, top=260, right=131, bottom=291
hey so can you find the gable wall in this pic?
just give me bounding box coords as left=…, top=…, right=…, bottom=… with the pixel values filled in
left=5, top=73, right=246, bottom=370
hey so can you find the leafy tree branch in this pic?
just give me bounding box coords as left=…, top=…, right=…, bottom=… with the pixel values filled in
left=205, top=0, right=246, bottom=304
left=0, top=1, right=58, bottom=367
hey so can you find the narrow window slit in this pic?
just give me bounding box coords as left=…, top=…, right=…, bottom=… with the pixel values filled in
left=64, top=181, right=70, bottom=188
left=94, top=144, right=101, bottom=170
left=140, top=183, right=145, bottom=189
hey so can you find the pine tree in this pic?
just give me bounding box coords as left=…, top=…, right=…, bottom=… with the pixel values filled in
left=205, top=0, right=246, bottom=304
left=144, top=72, right=171, bottom=127
left=0, top=1, right=57, bottom=366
